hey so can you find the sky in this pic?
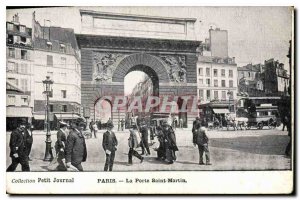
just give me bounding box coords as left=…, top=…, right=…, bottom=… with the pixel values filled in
left=6, top=6, right=293, bottom=94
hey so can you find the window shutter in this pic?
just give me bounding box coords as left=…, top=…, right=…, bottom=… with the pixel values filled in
left=15, top=63, right=19, bottom=73
left=16, top=49, right=21, bottom=59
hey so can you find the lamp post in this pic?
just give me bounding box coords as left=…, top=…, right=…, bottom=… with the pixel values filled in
left=43, top=76, right=54, bottom=161
left=227, top=90, right=233, bottom=113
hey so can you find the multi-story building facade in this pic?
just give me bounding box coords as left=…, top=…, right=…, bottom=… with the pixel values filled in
left=197, top=56, right=237, bottom=102
left=263, top=59, right=289, bottom=96
left=197, top=28, right=238, bottom=121
left=6, top=14, right=34, bottom=130
left=31, top=14, right=81, bottom=129
left=237, top=63, right=265, bottom=96
left=6, top=13, right=82, bottom=130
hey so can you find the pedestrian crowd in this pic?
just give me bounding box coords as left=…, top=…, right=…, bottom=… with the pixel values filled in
left=7, top=114, right=291, bottom=172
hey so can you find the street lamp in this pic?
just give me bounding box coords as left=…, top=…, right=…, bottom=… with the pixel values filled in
left=43, top=76, right=54, bottom=161
left=227, top=90, right=233, bottom=113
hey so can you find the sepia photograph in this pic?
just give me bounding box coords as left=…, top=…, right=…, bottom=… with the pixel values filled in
left=5, top=5, right=294, bottom=194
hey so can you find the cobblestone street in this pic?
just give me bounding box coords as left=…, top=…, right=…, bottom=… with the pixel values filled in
left=6, top=126, right=291, bottom=171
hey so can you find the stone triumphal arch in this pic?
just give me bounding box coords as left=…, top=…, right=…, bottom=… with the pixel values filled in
left=76, top=10, right=200, bottom=127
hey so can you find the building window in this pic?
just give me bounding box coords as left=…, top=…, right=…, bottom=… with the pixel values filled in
left=62, top=105, right=67, bottom=112
left=248, top=72, right=251, bottom=77
left=199, top=79, right=203, bottom=85
left=8, top=78, right=18, bottom=86
left=20, top=36, right=26, bottom=44
left=61, top=90, right=67, bottom=98
left=222, top=80, right=226, bottom=87
left=20, top=26, right=26, bottom=33
left=214, top=79, right=218, bottom=87
left=21, top=50, right=28, bottom=60
left=7, top=95, right=16, bottom=106
left=7, top=23, right=13, bottom=31
left=206, top=68, right=210, bottom=76
left=206, top=79, right=210, bottom=86
left=221, top=69, right=225, bottom=77
left=214, top=91, right=218, bottom=100
left=14, top=36, right=20, bottom=44
left=8, top=48, right=15, bottom=58
left=229, top=80, right=233, bottom=87
left=21, top=79, right=28, bottom=91
left=198, top=68, right=203, bottom=76
left=47, top=55, right=53, bottom=66
left=7, top=62, right=17, bottom=73
left=61, top=57, right=66, bottom=68
left=20, top=63, right=28, bottom=74
left=241, top=72, right=244, bottom=77
left=222, top=91, right=226, bottom=100
left=7, top=35, right=14, bottom=44
left=213, top=69, right=218, bottom=77
left=60, top=44, right=66, bottom=53
left=49, top=104, right=54, bottom=112
left=206, top=90, right=211, bottom=100
left=199, top=89, right=204, bottom=99
left=229, top=70, right=233, bottom=77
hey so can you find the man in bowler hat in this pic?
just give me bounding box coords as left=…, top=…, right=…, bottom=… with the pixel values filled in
left=65, top=119, right=87, bottom=171
left=102, top=121, right=118, bottom=171
left=7, top=118, right=30, bottom=171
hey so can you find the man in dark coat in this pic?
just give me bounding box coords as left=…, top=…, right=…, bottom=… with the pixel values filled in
left=128, top=124, right=144, bottom=165
left=193, top=122, right=211, bottom=165
left=155, top=125, right=166, bottom=160
left=140, top=121, right=150, bottom=155
left=192, top=117, right=201, bottom=142
left=121, top=119, right=125, bottom=131
left=162, top=121, right=178, bottom=164
left=102, top=121, right=118, bottom=171
left=65, top=119, right=87, bottom=171
left=55, top=121, right=68, bottom=171
left=25, top=123, right=33, bottom=161
left=7, top=119, right=30, bottom=171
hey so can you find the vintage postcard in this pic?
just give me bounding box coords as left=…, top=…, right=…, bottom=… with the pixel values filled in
left=5, top=6, right=294, bottom=194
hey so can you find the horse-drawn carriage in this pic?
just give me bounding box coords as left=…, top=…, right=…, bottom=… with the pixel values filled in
left=225, top=104, right=280, bottom=131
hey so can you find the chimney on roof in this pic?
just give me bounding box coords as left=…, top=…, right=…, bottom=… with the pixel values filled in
left=12, top=13, right=20, bottom=24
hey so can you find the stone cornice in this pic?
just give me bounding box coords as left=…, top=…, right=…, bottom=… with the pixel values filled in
left=79, top=9, right=197, bottom=23
left=76, top=34, right=201, bottom=53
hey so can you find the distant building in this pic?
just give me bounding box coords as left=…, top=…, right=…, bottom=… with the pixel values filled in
left=237, top=63, right=265, bottom=96
left=6, top=13, right=34, bottom=130
left=263, top=59, right=289, bottom=96
left=208, top=28, right=228, bottom=58
left=31, top=12, right=81, bottom=129
left=127, top=74, right=153, bottom=117
left=197, top=27, right=238, bottom=119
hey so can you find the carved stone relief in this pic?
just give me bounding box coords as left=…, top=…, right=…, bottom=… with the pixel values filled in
left=159, top=55, right=187, bottom=83
left=93, top=52, right=123, bottom=82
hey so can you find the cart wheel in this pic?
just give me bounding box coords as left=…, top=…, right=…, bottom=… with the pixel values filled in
left=268, top=119, right=276, bottom=129
left=257, top=122, right=263, bottom=130
left=245, top=123, right=251, bottom=130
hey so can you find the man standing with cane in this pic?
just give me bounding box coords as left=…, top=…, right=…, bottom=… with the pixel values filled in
left=102, top=121, right=118, bottom=171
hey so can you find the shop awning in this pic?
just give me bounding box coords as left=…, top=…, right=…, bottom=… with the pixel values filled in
left=7, top=107, right=32, bottom=118
left=54, top=113, right=81, bottom=120
left=33, top=114, right=45, bottom=120
left=212, top=108, right=230, bottom=114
